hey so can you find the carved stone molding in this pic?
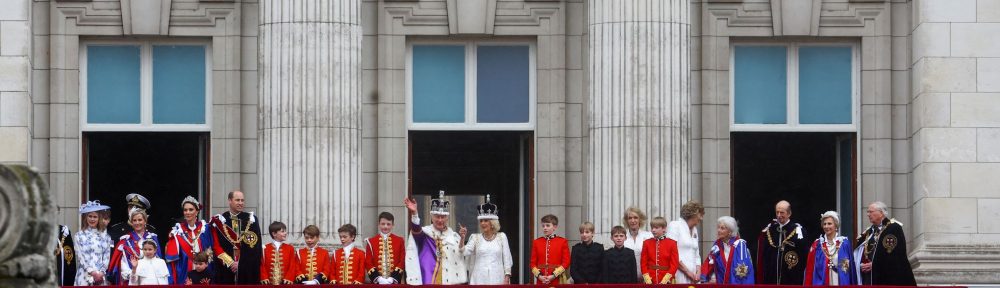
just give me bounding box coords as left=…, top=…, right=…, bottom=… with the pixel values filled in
left=704, top=1, right=886, bottom=36
left=52, top=0, right=238, bottom=36
left=382, top=0, right=560, bottom=36
left=120, top=0, right=172, bottom=35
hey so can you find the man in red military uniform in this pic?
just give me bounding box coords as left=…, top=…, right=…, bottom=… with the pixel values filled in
left=530, top=214, right=571, bottom=284
left=365, top=212, right=406, bottom=284
left=259, top=222, right=297, bottom=285
left=640, top=217, right=680, bottom=284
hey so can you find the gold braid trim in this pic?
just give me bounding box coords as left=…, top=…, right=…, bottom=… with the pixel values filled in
left=217, top=253, right=235, bottom=267
left=531, top=267, right=541, bottom=278
left=766, top=225, right=799, bottom=248
left=642, top=273, right=653, bottom=284
left=553, top=266, right=566, bottom=277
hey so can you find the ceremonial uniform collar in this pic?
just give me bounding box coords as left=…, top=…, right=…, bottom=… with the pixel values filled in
left=654, top=235, right=667, bottom=241
left=543, top=234, right=557, bottom=240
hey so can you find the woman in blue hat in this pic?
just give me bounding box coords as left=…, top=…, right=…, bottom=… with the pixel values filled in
left=74, top=201, right=113, bottom=285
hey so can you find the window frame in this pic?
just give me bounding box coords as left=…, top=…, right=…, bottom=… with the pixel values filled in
left=729, top=41, right=859, bottom=132
left=80, top=39, right=213, bottom=132
left=406, top=40, right=536, bottom=131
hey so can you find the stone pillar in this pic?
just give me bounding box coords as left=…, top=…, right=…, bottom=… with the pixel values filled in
left=587, top=0, right=690, bottom=238
left=909, top=0, right=1000, bottom=284
left=0, top=0, right=32, bottom=166
left=258, top=0, right=362, bottom=243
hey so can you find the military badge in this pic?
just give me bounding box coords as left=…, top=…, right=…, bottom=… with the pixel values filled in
left=736, top=263, right=749, bottom=278
left=840, top=259, right=850, bottom=273
left=63, top=245, right=74, bottom=263
left=784, top=251, right=799, bottom=268
left=243, top=230, right=259, bottom=248
left=883, top=234, right=898, bottom=254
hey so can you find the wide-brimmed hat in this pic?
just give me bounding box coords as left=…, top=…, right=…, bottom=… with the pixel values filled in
left=79, top=200, right=110, bottom=214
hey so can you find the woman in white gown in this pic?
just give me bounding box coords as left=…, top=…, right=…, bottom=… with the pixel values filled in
left=667, top=201, right=705, bottom=284
left=460, top=195, right=513, bottom=285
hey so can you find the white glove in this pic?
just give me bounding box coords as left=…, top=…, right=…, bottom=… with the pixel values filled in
left=376, top=276, right=397, bottom=284
left=302, top=280, right=319, bottom=285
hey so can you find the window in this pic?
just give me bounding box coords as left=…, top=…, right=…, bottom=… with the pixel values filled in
left=407, top=41, right=535, bottom=130
left=82, top=40, right=211, bottom=131
left=730, top=42, right=858, bottom=131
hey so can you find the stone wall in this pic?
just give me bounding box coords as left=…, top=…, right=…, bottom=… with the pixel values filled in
left=908, top=0, right=1000, bottom=284
left=0, top=0, right=32, bottom=166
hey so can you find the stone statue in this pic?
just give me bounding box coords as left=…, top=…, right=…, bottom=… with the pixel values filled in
left=0, top=164, right=57, bottom=287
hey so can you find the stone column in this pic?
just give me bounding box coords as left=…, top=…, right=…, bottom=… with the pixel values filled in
left=587, top=0, right=690, bottom=238
left=258, top=0, right=362, bottom=243
left=909, top=0, right=1000, bottom=284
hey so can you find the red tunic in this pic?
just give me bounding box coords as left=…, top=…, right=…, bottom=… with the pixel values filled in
left=364, top=234, right=406, bottom=283
left=296, top=246, right=331, bottom=284
left=331, top=247, right=366, bottom=284
left=640, top=236, right=680, bottom=284
left=260, top=243, right=297, bottom=285
left=529, top=235, right=571, bottom=284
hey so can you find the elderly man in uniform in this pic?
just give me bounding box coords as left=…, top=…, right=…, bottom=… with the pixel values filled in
left=756, top=200, right=809, bottom=285
left=403, top=191, right=468, bottom=285
left=854, top=201, right=916, bottom=285
left=108, top=193, right=157, bottom=242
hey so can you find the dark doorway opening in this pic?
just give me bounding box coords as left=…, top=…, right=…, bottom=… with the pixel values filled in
left=732, top=132, right=856, bottom=260
left=408, top=130, right=533, bottom=284
left=84, top=132, right=209, bottom=247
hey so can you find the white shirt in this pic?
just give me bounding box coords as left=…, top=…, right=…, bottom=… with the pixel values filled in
left=624, top=229, right=653, bottom=280
left=667, top=219, right=701, bottom=284
left=129, top=257, right=169, bottom=285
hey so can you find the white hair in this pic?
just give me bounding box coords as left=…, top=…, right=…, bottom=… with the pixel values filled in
left=871, top=201, right=889, bottom=217
left=820, top=210, right=841, bottom=228
left=718, top=216, right=740, bottom=238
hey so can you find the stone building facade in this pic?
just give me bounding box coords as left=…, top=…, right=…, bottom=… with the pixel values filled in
left=0, top=0, right=997, bottom=284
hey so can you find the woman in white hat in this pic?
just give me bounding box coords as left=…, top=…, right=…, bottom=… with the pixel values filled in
left=460, top=195, right=513, bottom=285
left=74, top=200, right=113, bottom=285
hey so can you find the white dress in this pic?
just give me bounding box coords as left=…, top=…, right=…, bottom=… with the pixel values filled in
left=74, top=228, right=113, bottom=286
left=667, top=219, right=701, bottom=284
left=462, top=233, right=513, bottom=285
left=128, top=257, right=170, bottom=285
left=624, top=229, right=653, bottom=281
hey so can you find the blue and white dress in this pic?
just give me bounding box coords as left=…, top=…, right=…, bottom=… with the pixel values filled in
left=74, top=228, right=113, bottom=285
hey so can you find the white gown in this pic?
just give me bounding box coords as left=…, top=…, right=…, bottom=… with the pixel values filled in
left=463, top=233, right=513, bottom=285
left=128, top=257, right=169, bottom=285
left=667, top=219, right=701, bottom=284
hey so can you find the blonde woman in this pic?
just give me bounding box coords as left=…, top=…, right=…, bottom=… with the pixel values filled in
left=623, top=207, right=653, bottom=281
left=74, top=201, right=114, bottom=285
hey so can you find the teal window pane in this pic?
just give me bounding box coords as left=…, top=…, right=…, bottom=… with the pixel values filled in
left=153, top=45, right=207, bottom=124
left=413, top=45, right=465, bottom=123
left=87, top=45, right=141, bottom=124
left=734, top=46, right=787, bottom=124
left=799, top=46, right=852, bottom=124
left=477, top=46, right=530, bottom=123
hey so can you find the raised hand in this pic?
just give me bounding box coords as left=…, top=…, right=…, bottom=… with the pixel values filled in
left=403, top=197, right=418, bottom=213
left=459, top=223, right=468, bottom=239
